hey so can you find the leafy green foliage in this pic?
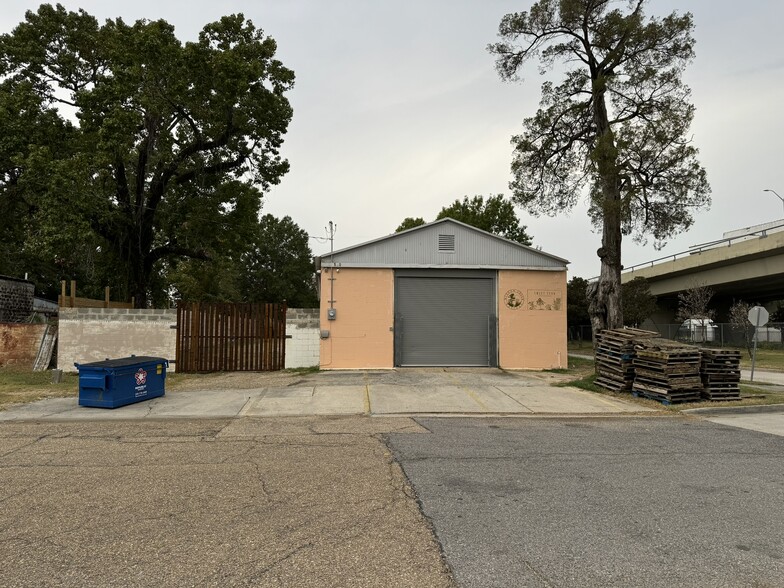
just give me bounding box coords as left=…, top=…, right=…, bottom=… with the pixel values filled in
left=435, top=195, right=532, bottom=245
left=169, top=213, right=317, bottom=307
left=489, top=0, right=710, bottom=331
left=239, top=215, right=317, bottom=308
left=0, top=5, right=293, bottom=306
left=771, top=301, right=784, bottom=323
left=566, top=276, right=591, bottom=327
left=396, top=217, right=426, bottom=232
left=621, top=276, right=657, bottom=327
left=396, top=195, right=532, bottom=245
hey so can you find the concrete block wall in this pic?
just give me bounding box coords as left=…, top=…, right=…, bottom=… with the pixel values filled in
left=0, top=276, right=34, bottom=323
left=0, top=323, right=47, bottom=368
left=59, top=308, right=177, bottom=372
left=286, top=308, right=320, bottom=369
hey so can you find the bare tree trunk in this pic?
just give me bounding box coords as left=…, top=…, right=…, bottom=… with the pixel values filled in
left=587, top=77, right=624, bottom=338
left=592, top=193, right=623, bottom=331
left=131, top=256, right=149, bottom=309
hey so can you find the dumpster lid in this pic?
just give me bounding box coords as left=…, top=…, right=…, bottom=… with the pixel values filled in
left=77, top=356, right=167, bottom=368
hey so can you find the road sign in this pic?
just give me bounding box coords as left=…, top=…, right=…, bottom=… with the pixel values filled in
left=748, top=306, right=769, bottom=382
left=748, top=306, right=769, bottom=327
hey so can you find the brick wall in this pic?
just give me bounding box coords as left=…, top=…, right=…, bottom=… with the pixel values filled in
left=58, top=308, right=177, bottom=372
left=0, top=323, right=47, bottom=368
left=0, top=276, right=34, bottom=323
left=286, top=308, right=320, bottom=369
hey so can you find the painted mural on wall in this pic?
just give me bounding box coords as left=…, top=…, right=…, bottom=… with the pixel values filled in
left=527, top=290, right=562, bottom=311
left=504, top=289, right=524, bottom=309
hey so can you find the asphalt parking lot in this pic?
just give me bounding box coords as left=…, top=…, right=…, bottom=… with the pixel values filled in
left=387, top=416, right=784, bottom=588
left=3, top=368, right=784, bottom=587
left=0, top=417, right=454, bottom=588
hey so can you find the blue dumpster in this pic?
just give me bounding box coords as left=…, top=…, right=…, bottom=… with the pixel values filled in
left=75, top=356, right=168, bottom=408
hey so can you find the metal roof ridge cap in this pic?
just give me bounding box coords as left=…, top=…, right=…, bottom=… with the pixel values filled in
left=318, top=262, right=567, bottom=270
left=315, top=218, right=570, bottom=265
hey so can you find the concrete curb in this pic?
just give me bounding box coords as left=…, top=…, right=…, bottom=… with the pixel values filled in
left=683, top=403, right=784, bottom=417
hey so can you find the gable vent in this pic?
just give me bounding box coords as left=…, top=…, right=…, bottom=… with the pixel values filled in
left=438, top=234, right=455, bottom=252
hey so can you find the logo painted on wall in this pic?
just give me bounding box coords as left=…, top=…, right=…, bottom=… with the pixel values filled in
left=527, top=290, right=562, bottom=311
left=504, top=289, right=524, bottom=309
left=134, top=368, right=147, bottom=386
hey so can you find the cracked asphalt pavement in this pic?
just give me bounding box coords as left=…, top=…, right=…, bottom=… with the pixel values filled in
left=387, top=417, right=784, bottom=588
left=0, top=417, right=454, bottom=588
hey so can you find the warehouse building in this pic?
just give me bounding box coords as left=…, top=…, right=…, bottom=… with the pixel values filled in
left=316, top=218, right=568, bottom=369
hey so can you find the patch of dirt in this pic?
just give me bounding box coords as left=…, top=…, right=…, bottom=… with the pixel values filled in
left=166, top=370, right=301, bottom=391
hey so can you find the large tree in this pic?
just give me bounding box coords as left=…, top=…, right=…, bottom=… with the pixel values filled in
left=396, top=194, right=532, bottom=245
left=238, top=214, right=317, bottom=308
left=0, top=4, right=293, bottom=306
left=489, top=0, right=710, bottom=333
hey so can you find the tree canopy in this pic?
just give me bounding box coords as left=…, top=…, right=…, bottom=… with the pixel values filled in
left=0, top=4, right=294, bottom=306
left=396, top=195, right=532, bottom=245
left=676, top=283, right=715, bottom=323
left=489, top=0, right=710, bottom=332
left=238, top=214, right=317, bottom=307
left=566, top=276, right=591, bottom=327
left=396, top=217, right=426, bottom=232
left=621, top=276, right=657, bottom=327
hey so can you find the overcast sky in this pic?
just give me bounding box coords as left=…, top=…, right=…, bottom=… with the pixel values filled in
left=4, top=1, right=784, bottom=278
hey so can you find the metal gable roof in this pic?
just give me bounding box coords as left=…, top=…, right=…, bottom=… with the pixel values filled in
left=317, top=218, right=569, bottom=270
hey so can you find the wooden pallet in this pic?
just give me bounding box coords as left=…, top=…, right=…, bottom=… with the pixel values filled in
left=699, top=348, right=741, bottom=400
left=702, top=373, right=740, bottom=383
left=629, top=338, right=703, bottom=403
left=702, top=388, right=741, bottom=400
left=700, top=348, right=741, bottom=360
left=632, top=388, right=702, bottom=404
left=594, top=376, right=628, bottom=391
left=633, top=359, right=701, bottom=374
left=593, top=328, right=658, bottom=392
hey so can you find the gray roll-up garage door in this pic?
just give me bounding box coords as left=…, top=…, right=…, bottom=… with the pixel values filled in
left=395, top=272, right=497, bottom=367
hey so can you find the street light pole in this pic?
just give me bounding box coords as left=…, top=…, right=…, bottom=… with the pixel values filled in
left=763, top=189, right=784, bottom=214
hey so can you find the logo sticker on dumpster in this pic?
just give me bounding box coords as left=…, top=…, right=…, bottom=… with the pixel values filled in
left=134, top=368, right=147, bottom=386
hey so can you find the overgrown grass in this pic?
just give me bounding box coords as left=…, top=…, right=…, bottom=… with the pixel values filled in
left=554, top=372, right=604, bottom=393
left=0, top=367, right=78, bottom=410
left=564, top=356, right=595, bottom=370
left=737, top=348, right=784, bottom=371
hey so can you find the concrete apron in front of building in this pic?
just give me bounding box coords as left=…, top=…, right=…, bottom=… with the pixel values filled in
left=0, top=369, right=656, bottom=421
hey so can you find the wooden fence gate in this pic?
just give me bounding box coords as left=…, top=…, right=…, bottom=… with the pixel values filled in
left=176, top=302, right=287, bottom=372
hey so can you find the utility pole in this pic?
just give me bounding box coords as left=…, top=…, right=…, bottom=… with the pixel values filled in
left=327, top=222, right=336, bottom=315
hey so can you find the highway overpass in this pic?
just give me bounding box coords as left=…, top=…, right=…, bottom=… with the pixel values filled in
left=621, top=221, right=784, bottom=321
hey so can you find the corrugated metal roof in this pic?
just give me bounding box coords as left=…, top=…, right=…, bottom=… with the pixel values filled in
left=318, top=218, right=569, bottom=269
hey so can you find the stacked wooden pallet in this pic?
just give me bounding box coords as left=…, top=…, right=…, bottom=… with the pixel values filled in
left=700, top=348, right=741, bottom=400
left=594, top=328, right=658, bottom=392
left=632, top=339, right=702, bottom=404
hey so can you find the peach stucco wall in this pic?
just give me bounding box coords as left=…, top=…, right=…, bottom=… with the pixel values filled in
left=498, top=270, right=567, bottom=370
left=319, top=268, right=394, bottom=369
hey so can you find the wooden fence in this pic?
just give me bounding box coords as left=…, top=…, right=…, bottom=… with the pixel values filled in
left=58, top=281, right=134, bottom=309
left=176, top=302, right=287, bottom=372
